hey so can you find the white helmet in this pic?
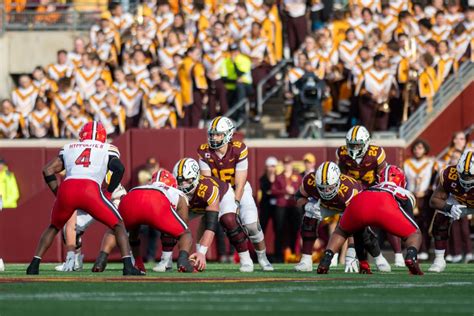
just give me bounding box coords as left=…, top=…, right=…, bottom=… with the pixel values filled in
left=346, top=125, right=370, bottom=160
left=315, top=161, right=341, bottom=200
left=456, top=150, right=474, bottom=191
left=173, top=158, right=200, bottom=195
left=208, top=116, right=234, bottom=149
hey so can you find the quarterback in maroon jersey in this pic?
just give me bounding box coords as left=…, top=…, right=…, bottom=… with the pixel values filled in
left=197, top=116, right=273, bottom=271
left=317, top=165, right=424, bottom=275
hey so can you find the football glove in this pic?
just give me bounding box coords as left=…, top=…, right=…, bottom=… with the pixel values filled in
left=304, top=200, right=322, bottom=221
left=450, top=204, right=466, bottom=220
left=62, top=251, right=75, bottom=272
left=344, top=247, right=359, bottom=273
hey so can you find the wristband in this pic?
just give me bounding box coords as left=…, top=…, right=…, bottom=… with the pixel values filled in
left=43, top=174, right=56, bottom=183
left=198, top=245, right=208, bottom=255
left=442, top=203, right=453, bottom=213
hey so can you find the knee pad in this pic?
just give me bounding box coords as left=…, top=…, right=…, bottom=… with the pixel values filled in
left=432, top=212, right=451, bottom=241
left=161, top=234, right=177, bottom=252
left=301, top=216, right=318, bottom=241
left=361, top=227, right=381, bottom=257
left=220, top=213, right=248, bottom=252
left=244, top=222, right=264, bottom=243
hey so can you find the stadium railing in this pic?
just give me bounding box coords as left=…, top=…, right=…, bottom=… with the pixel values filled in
left=256, top=59, right=290, bottom=118
left=399, top=61, right=474, bottom=144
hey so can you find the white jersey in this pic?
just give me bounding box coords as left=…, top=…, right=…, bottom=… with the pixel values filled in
left=134, top=182, right=188, bottom=210
left=60, top=140, right=120, bottom=185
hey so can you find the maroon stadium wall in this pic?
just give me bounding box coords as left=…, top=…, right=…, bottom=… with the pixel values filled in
left=0, top=130, right=405, bottom=263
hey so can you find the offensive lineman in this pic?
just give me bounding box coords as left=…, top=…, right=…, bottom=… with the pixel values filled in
left=197, top=116, right=273, bottom=271
left=317, top=165, right=424, bottom=275
left=26, top=121, right=142, bottom=275
left=155, top=158, right=255, bottom=272
left=294, top=161, right=390, bottom=273
left=92, top=168, right=204, bottom=273
left=428, top=150, right=474, bottom=272
left=337, top=125, right=403, bottom=268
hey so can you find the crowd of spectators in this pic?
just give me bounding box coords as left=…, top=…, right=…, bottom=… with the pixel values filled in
left=0, top=0, right=473, bottom=140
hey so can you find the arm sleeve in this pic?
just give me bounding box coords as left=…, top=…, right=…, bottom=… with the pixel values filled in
left=199, top=159, right=211, bottom=171
left=235, top=158, right=248, bottom=171
left=107, top=156, right=125, bottom=193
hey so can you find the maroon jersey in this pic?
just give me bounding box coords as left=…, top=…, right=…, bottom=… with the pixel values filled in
left=440, top=165, right=474, bottom=208
left=301, top=173, right=363, bottom=212
left=336, top=144, right=386, bottom=188
left=197, top=140, right=248, bottom=186
left=189, top=175, right=230, bottom=214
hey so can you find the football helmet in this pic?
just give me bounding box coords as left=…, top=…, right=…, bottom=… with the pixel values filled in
left=379, top=165, right=407, bottom=188
left=151, top=169, right=177, bottom=188
left=345, top=125, right=370, bottom=160
left=208, top=116, right=234, bottom=149
left=173, top=158, right=200, bottom=194
left=79, top=121, right=107, bottom=143
left=315, top=161, right=341, bottom=200
left=456, top=150, right=474, bottom=191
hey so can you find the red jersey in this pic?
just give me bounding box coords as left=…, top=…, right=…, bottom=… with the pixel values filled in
left=197, top=140, right=248, bottom=186
left=301, top=173, right=362, bottom=212
left=272, top=172, right=302, bottom=207
left=189, top=175, right=230, bottom=214
left=440, top=165, right=474, bottom=208
left=337, top=144, right=386, bottom=188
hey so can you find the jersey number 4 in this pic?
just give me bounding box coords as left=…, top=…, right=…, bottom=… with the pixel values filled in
left=75, top=148, right=91, bottom=168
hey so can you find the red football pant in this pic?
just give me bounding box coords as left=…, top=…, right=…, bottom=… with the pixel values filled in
left=51, top=179, right=121, bottom=230
left=339, top=191, right=418, bottom=239
left=118, top=189, right=188, bottom=237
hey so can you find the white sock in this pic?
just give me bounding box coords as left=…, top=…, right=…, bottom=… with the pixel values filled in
left=434, top=249, right=445, bottom=260
left=301, top=254, right=312, bottom=262
left=255, top=249, right=267, bottom=260
left=238, top=251, right=252, bottom=264
left=161, top=251, right=172, bottom=261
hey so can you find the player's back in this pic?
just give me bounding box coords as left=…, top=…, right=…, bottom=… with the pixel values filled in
left=61, top=140, right=119, bottom=185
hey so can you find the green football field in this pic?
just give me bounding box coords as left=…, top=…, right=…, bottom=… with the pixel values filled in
left=0, top=263, right=473, bottom=316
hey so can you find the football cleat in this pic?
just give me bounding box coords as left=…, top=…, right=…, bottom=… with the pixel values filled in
left=74, top=253, right=84, bottom=271
left=394, top=253, right=405, bottom=267
left=26, top=261, right=40, bottom=275
left=405, top=259, right=424, bottom=275
left=152, top=257, right=173, bottom=272
left=0, top=258, right=4, bottom=272
left=92, top=252, right=109, bottom=273
left=359, top=260, right=373, bottom=274
left=375, top=255, right=391, bottom=272
left=428, top=258, right=446, bottom=273
left=316, top=250, right=333, bottom=274
left=239, top=262, right=254, bottom=273
left=294, top=255, right=313, bottom=272
left=258, top=257, right=274, bottom=271
left=123, top=266, right=146, bottom=276
left=465, top=253, right=473, bottom=263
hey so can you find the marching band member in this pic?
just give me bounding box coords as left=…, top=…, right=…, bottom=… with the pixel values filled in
left=28, top=97, right=59, bottom=138
left=11, top=75, right=39, bottom=117
left=0, top=99, right=28, bottom=139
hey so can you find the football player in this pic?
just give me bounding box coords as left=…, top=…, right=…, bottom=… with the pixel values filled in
left=337, top=125, right=404, bottom=267
left=154, top=158, right=255, bottom=272
left=317, top=165, right=424, bottom=275
left=197, top=116, right=273, bottom=271
left=92, top=169, right=204, bottom=273
left=428, top=150, right=474, bottom=272
left=294, top=161, right=390, bottom=273
left=26, top=121, right=142, bottom=275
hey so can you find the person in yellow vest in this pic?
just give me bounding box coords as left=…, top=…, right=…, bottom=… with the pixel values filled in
left=178, top=46, right=208, bottom=127
left=28, top=97, right=59, bottom=138
left=221, top=44, right=253, bottom=108
left=0, top=158, right=20, bottom=209
left=0, top=99, right=28, bottom=139
left=261, top=0, right=283, bottom=62
left=403, top=139, right=438, bottom=262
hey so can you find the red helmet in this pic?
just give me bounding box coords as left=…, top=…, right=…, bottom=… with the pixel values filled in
left=379, top=165, right=407, bottom=188
left=151, top=169, right=177, bottom=188
left=79, top=121, right=107, bottom=143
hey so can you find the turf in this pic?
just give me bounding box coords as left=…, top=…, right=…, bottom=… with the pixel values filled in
left=0, top=263, right=473, bottom=316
